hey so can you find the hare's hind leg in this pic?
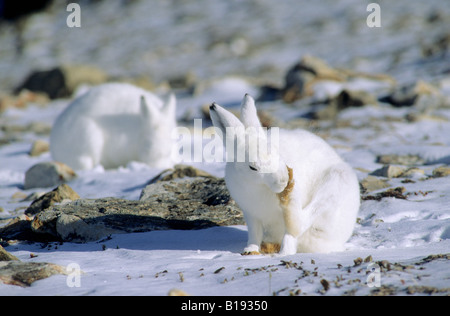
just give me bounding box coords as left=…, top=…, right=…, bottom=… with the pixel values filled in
left=298, top=164, right=360, bottom=253
left=72, top=119, right=104, bottom=170
left=277, top=167, right=303, bottom=255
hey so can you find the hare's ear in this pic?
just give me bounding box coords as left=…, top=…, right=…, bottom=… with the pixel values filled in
left=209, top=102, right=244, bottom=137
left=162, top=93, right=176, bottom=118
left=140, top=95, right=159, bottom=121
left=240, top=94, right=262, bottom=129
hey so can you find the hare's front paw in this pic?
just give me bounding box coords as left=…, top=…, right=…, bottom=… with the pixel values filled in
left=241, top=244, right=261, bottom=256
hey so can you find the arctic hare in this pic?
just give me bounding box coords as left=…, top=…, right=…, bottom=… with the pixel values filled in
left=50, top=83, right=176, bottom=170
left=209, top=94, right=360, bottom=255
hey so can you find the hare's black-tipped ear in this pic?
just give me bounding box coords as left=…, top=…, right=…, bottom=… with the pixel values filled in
left=209, top=102, right=243, bottom=137
left=240, top=94, right=262, bottom=129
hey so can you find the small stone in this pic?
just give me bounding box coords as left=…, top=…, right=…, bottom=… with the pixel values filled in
left=432, top=166, right=450, bottom=178
left=147, top=164, right=216, bottom=185
left=0, top=261, right=68, bottom=287
left=29, top=140, right=50, bottom=157
left=0, top=245, right=20, bottom=262
left=370, top=165, right=406, bottom=178
left=283, top=55, right=347, bottom=102
left=168, top=288, right=190, bottom=296
left=401, top=167, right=425, bottom=178
left=353, top=257, right=363, bottom=267
left=320, top=279, right=330, bottom=292
left=377, top=154, right=425, bottom=166
left=24, top=162, right=77, bottom=190
left=381, top=80, right=444, bottom=108
left=335, top=89, right=378, bottom=109
left=360, top=176, right=391, bottom=193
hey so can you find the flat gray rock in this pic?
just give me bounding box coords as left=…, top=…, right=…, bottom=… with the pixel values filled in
left=24, top=177, right=244, bottom=242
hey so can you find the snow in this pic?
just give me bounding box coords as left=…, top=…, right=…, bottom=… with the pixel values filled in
left=1, top=86, right=449, bottom=296
left=1, top=0, right=450, bottom=296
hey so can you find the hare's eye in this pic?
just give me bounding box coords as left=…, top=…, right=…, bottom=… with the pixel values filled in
left=249, top=166, right=258, bottom=171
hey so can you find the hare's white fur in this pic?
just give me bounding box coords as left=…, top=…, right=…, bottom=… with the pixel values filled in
left=210, top=95, right=360, bottom=254
left=50, top=83, right=176, bottom=170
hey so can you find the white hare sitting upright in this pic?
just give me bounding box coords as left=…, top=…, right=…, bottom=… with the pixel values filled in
left=50, top=83, right=176, bottom=170
left=209, top=94, right=360, bottom=255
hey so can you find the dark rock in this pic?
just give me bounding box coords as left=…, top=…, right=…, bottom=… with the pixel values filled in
left=0, top=0, right=52, bottom=21
left=15, top=65, right=108, bottom=99
left=0, top=215, right=35, bottom=241
left=15, top=68, right=67, bottom=99
left=362, top=187, right=407, bottom=201
left=334, top=89, right=377, bottom=109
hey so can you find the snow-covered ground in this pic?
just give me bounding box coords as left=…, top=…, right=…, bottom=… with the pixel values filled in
left=1, top=83, right=449, bottom=296
left=0, top=0, right=449, bottom=296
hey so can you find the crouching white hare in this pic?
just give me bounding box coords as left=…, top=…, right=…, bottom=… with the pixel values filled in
left=209, top=94, right=360, bottom=255
left=50, top=83, right=176, bottom=170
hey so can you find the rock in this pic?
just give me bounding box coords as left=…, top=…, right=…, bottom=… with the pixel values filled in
left=401, top=167, right=425, bottom=178
left=283, top=55, right=346, bottom=103
left=362, top=187, right=407, bottom=201
left=25, top=177, right=244, bottom=242
left=0, top=261, right=68, bottom=287
left=422, top=33, right=450, bottom=58
left=334, top=89, right=377, bottom=108
left=0, top=0, right=52, bottom=21
left=25, top=184, right=80, bottom=216
left=29, top=139, right=50, bottom=157
left=404, top=113, right=449, bottom=123
left=15, top=68, right=67, bottom=99
left=24, top=162, right=77, bottom=190
left=61, top=64, right=108, bottom=94
left=376, top=154, right=425, bottom=166
left=370, top=165, right=407, bottom=178
left=0, top=245, right=19, bottom=262
left=432, top=166, right=450, bottom=178
left=15, top=65, right=108, bottom=99
left=381, top=80, right=445, bottom=109
left=148, top=164, right=216, bottom=185
left=315, top=89, right=378, bottom=120
left=0, top=215, right=35, bottom=241
left=282, top=55, right=393, bottom=104
left=360, top=176, right=391, bottom=193
left=168, top=288, right=190, bottom=296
